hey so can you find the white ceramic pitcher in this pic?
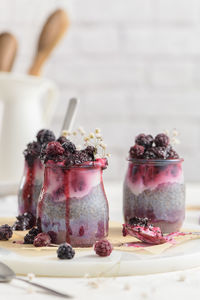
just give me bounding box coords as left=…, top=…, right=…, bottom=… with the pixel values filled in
left=0, top=72, right=58, bottom=184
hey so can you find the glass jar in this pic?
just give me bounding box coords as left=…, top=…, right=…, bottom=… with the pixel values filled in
left=123, top=159, right=185, bottom=233
left=37, top=160, right=109, bottom=246
left=18, top=158, right=44, bottom=217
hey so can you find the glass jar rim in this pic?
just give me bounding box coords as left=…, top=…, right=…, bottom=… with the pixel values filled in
left=127, top=158, right=184, bottom=165
left=45, top=159, right=107, bottom=170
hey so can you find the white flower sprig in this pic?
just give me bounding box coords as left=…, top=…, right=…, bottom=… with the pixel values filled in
left=61, top=127, right=111, bottom=159
left=164, top=128, right=180, bottom=145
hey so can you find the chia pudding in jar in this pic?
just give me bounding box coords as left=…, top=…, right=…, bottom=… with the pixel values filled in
left=123, top=133, right=185, bottom=233
left=37, top=129, right=109, bottom=247
left=18, top=129, right=56, bottom=217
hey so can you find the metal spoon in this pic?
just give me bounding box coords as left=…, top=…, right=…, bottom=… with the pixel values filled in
left=61, top=98, right=79, bottom=133
left=0, top=261, right=73, bottom=298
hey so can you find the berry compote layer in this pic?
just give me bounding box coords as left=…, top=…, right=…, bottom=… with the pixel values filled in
left=123, top=133, right=185, bottom=233
left=37, top=159, right=109, bottom=246
left=18, top=129, right=56, bottom=217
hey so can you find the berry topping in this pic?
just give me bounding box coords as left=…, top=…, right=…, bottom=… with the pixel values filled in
left=135, top=134, right=154, bottom=149
left=84, top=146, right=96, bottom=160
left=23, top=141, right=41, bottom=166
left=129, top=217, right=149, bottom=227
left=154, top=133, right=169, bottom=148
left=57, top=136, right=67, bottom=145
left=143, top=148, right=157, bottom=159
left=166, top=147, right=179, bottom=159
left=24, top=227, right=40, bottom=244
left=57, top=243, right=75, bottom=259
left=36, top=129, right=56, bottom=145
left=129, top=145, right=145, bottom=159
left=62, top=140, right=76, bottom=154
left=33, top=233, right=51, bottom=247
left=44, top=141, right=65, bottom=162
left=94, top=239, right=113, bottom=257
left=0, top=224, right=13, bottom=240
left=153, top=147, right=167, bottom=159
left=13, top=212, right=36, bottom=231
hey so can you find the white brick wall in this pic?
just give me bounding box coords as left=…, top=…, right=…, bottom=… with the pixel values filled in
left=1, top=0, right=200, bottom=182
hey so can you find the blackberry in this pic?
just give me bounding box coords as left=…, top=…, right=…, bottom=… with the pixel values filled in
left=94, top=239, right=113, bottom=257
left=0, top=224, right=13, bottom=240
left=13, top=212, right=36, bottom=231
left=62, top=140, right=76, bottom=154
left=129, top=145, right=145, bottom=159
left=36, top=129, right=56, bottom=145
left=155, top=134, right=169, bottom=148
left=23, top=141, right=41, bottom=166
left=84, top=146, right=96, bottom=160
left=57, top=136, right=67, bottom=145
left=24, top=227, right=40, bottom=244
left=153, top=147, right=167, bottom=159
left=33, top=233, right=51, bottom=247
left=144, top=148, right=157, bottom=159
left=135, top=134, right=154, bottom=149
left=166, top=147, right=179, bottom=159
left=57, top=243, right=75, bottom=259
left=129, top=217, right=149, bottom=227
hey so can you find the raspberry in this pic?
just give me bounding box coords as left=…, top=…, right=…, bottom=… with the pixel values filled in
left=23, top=141, right=41, bottom=166
left=94, top=240, right=113, bottom=257
left=33, top=233, right=51, bottom=247
left=135, top=134, right=154, bottom=149
left=129, top=217, right=149, bottom=227
left=36, top=129, right=55, bottom=145
left=57, top=243, right=75, bottom=259
left=57, top=136, right=67, bottom=145
left=166, top=147, right=179, bottom=159
left=24, top=227, right=40, bottom=244
left=153, top=147, right=167, bottom=159
left=13, top=212, right=36, bottom=231
left=0, top=224, right=13, bottom=240
left=155, top=134, right=169, bottom=148
left=129, top=145, right=145, bottom=159
left=144, top=148, right=157, bottom=159
left=62, top=140, right=76, bottom=154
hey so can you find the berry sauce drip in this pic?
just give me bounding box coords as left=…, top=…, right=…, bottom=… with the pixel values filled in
left=22, top=162, right=35, bottom=213
left=64, top=169, right=71, bottom=244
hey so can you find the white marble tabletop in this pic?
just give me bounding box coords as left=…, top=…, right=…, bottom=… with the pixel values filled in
left=1, top=182, right=200, bottom=300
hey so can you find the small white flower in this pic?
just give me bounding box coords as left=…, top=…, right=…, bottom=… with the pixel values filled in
left=96, top=133, right=102, bottom=139
left=173, top=129, right=179, bottom=137
left=95, top=128, right=101, bottom=134
left=106, top=153, right=111, bottom=158
left=77, top=145, right=82, bottom=150
left=72, top=131, right=77, bottom=136
left=164, top=129, right=169, bottom=136
left=84, top=136, right=90, bottom=142
left=62, top=130, right=70, bottom=137
left=100, top=143, right=107, bottom=149
left=78, top=126, right=86, bottom=136
left=89, top=133, right=95, bottom=139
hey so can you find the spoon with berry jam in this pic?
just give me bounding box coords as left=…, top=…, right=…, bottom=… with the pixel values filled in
left=0, top=261, right=72, bottom=298
left=123, top=217, right=188, bottom=245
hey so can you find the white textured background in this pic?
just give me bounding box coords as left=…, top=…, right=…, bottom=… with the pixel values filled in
left=0, top=0, right=200, bottom=182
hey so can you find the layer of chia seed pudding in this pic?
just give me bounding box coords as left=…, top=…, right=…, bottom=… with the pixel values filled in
left=123, top=133, right=185, bottom=233
left=38, top=183, right=108, bottom=246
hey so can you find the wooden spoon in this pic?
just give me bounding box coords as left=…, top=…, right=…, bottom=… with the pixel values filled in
left=28, top=9, right=69, bottom=76
left=0, top=32, right=17, bottom=72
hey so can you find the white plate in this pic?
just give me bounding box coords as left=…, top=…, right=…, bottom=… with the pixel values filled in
left=1, top=226, right=200, bottom=277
